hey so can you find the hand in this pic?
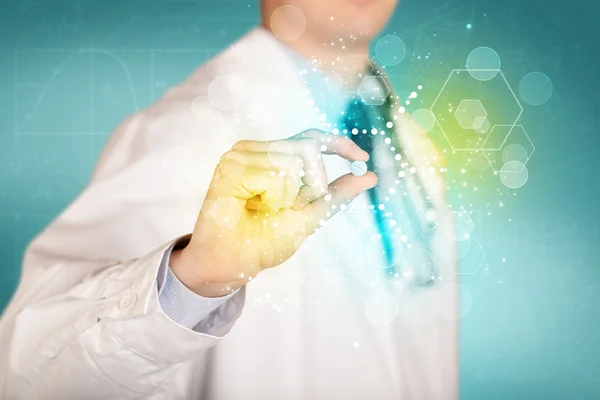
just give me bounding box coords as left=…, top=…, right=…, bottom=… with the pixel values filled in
left=170, top=129, right=377, bottom=297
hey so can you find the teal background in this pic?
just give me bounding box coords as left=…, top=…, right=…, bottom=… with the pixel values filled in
left=0, top=1, right=598, bottom=399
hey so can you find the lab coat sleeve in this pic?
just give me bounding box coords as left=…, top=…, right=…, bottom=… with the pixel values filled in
left=0, top=91, right=246, bottom=398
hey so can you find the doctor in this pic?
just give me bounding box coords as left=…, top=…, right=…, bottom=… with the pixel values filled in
left=0, top=0, right=459, bottom=399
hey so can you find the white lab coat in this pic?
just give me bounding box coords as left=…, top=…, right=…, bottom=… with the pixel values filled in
left=0, top=27, right=459, bottom=400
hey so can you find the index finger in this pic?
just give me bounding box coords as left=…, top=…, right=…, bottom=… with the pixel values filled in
left=233, top=129, right=370, bottom=162
left=292, top=129, right=370, bottom=162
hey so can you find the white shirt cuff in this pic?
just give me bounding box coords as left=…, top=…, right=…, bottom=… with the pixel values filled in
left=157, top=241, right=239, bottom=330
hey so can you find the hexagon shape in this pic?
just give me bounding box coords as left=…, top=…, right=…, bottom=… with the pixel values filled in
left=335, top=55, right=375, bottom=92
left=430, top=69, right=523, bottom=151
left=454, top=99, right=488, bottom=129
left=482, top=125, right=535, bottom=172
left=357, top=76, right=390, bottom=106
left=458, top=238, right=486, bottom=274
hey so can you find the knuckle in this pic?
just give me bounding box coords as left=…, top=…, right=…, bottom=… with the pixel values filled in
left=219, top=150, right=243, bottom=164
left=233, top=140, right=251, bottom=148
left=220, top=149, right=235, bottom=161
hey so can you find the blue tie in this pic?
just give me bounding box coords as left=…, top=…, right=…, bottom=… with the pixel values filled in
left=342, top=98, right=397, bottom=276
left=341, top=97, right=438, bottom=285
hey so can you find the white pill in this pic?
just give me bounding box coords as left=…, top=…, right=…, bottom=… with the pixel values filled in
left=350, top=161, right=368, bottom=176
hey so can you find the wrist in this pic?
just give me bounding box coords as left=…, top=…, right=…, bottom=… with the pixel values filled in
left=169, top=246, right=246, bottom=298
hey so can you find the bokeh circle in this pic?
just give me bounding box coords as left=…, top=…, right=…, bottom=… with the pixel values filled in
left=375, top=35, right=407, bottom=66
left=400, top=248, right=437, bottom=285
left=270, top=5, right=306, bottom=41
left=208, top=75, right=244, bottom=110
left=500, top=160, right=529, bottom=189
left=410, top=109, right=437, bottom=133
left=519, top=72, right=553, bottom=106
left=502, top=143, right=529, bottom=164
left=466, top=47, right=501, bottom=81
left=191, top=96, right=212, bottom=120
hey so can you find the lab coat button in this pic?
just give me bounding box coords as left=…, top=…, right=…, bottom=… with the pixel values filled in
left=119, top=293, right=137, bottom=310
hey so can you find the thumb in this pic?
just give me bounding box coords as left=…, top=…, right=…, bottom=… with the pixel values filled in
left=302, top=171, right=378, bottom=232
